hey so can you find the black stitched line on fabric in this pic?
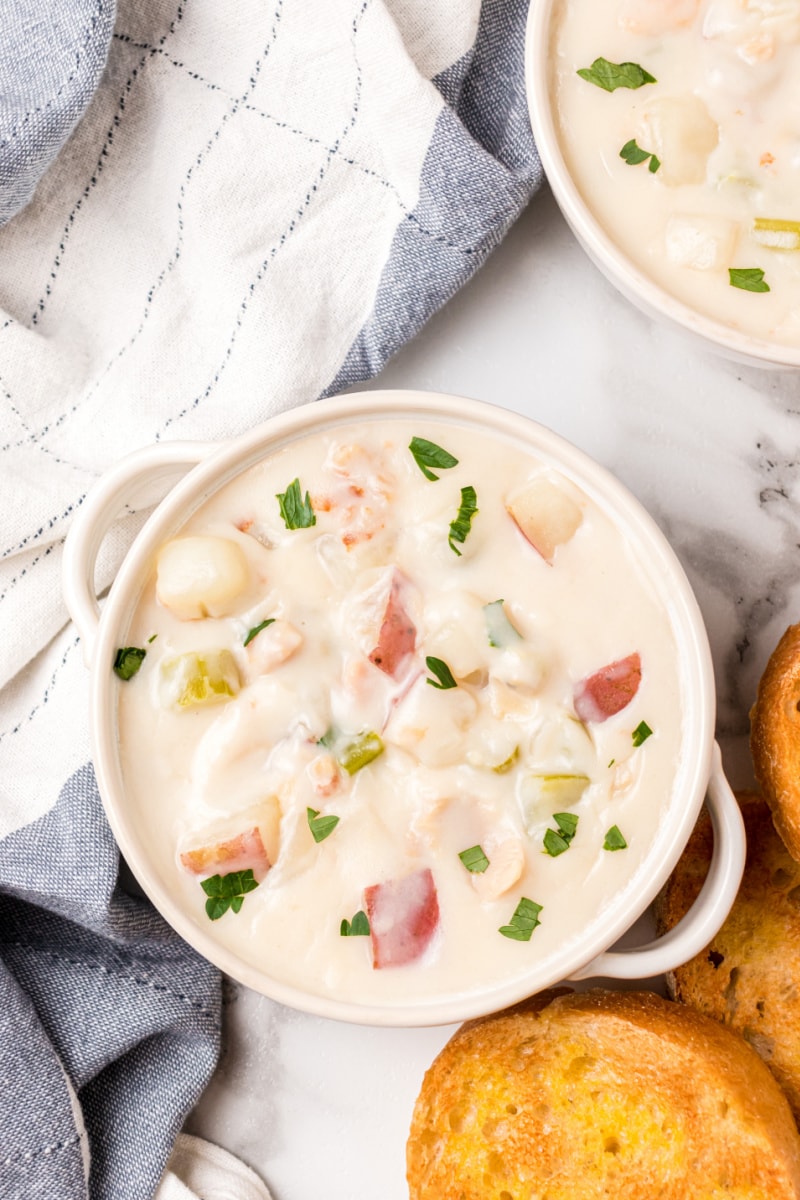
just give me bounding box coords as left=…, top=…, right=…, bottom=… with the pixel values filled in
left=2, top=1131, right=84, bottom=1169
left=3, top=941, right=221, bottom=1026
left=160, top=0, right=372, bottom=435
left=29, top=2, right=186, bottom=329
left=110, top=30, right=484, bottom=257
left=0, top=636, right=79, bottom=743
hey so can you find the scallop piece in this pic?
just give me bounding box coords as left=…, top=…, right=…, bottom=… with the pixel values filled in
left=637, top=96, right=719, bottom=187
left=665, top=214, right=738, bottom=270
left=156, top=535, right=250, bottom=619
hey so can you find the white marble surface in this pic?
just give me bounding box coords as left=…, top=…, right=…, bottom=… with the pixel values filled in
left=186, top=183, right=800, bottom=1199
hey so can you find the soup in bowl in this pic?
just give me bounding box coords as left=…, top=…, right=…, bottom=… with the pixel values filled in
left=62, top=391, right=744, bottom=1025
left=527, top=0, right=800, bottom=368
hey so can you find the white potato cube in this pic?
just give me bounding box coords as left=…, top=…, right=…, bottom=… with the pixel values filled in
left=638, top=96, right=719, bottom=187
left=156, top=535, right=250, bottom=619
left=506, top=476, right=583, bottom=563
left=665, top=214, right=738, bottom=270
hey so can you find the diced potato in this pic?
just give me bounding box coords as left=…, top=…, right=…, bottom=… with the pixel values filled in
left=390, top=679, right=477, bottom=768
left=424, top=591, right=488, bottom=680
left=156, top=535, right=250, bottom=620
left=637, top=96, right=719, bottom=187
left=159, top=649, right=241, bottom=709
left=506, top=476, right=583, bottom=564
left=618, top=0, right=699, bottom=34
left=665, top=214, right=738, bottom=270
left=466, top=716, right=519, bottom=772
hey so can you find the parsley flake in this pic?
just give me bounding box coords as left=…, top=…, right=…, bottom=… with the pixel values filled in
left=243, top=618, right=275, bottom=647
left=729, top=267, right=770, bottom=293
left=632, top=720, right=653, bottom=747
left=409, top=436, right=459, bottom=481
left=201, top=868, right=260, bottom=920
left=448, top=485, right=478, bottom=556
left=604, top=825, right=628, bottom=851
left=543, top=812, right=580, bottom=857
left=499, top=897, right=543, bottom=942
left=426, top=656, right=458, bottom=690
left=577, top=58, right=656, bottom=92
left=147, top=634, right=158, bottom=644
left=113, top=646, right=146, bottom=680
left=619, top=139, right=660, bottom=173
left=276, top=478, right=316, bottom=529
left=307, top=806, right=340, bottom=843
left=458, top=845, right=490, bottom=874
left=340, top=910, right=370, bottom=936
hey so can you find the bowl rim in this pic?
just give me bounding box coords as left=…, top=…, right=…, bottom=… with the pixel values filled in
left=89, top=389, right=716, bottom=1026
left=524, top=0, right=800, bottom=370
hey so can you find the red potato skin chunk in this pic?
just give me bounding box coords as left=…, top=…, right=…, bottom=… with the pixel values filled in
left=368, top=575, right=416, bottom=678
left=364, top=868, right=440, bottom=968
left=573, top=653, right=642, bottom=723
left=180, top=827, right=270, bottom=882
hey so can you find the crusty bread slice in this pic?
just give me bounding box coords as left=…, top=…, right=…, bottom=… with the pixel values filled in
left=655, top=790, right=800, bottom=1123
left=407, top=988, right=800, bottom=1199
left=750, top=622, right=800, bottom=861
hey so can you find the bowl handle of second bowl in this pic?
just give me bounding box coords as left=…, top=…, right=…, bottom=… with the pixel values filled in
left=62, top=441, right=213, bottom=667
left=569, top=742, right=745, bottom=982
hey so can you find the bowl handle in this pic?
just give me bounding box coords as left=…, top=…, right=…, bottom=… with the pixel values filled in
left=569, top=742, right=745, bottom=982
left=62, top=442, right=213, bottom=667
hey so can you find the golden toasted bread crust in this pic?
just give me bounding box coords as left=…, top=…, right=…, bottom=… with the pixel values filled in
left=655, top=791, right=800, bottom=1123
left=407, top=988, right=800, bottom=1199
left=750, top=623, right=800, bottom=861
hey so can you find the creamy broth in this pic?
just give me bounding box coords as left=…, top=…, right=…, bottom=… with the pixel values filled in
left=117, top=420, right=684, bottom=1006
left=553, top=0, right=800, bottom=344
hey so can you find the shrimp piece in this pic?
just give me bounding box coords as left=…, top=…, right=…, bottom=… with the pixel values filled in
left=313, top=442, right=394, bottom=550
left=307, top=753, right=341, bottom=798
left=618, top=0, right=700, bottom=34
left=243, top=619, right=302, bottom=680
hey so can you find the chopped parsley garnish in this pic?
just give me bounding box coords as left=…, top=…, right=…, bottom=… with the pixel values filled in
left=113, top=646, right=146, bottom=680
left=147, top=634, right=158, bottom=644
left=448, top=485, right=478, bottom=556
left=340, top=910, right=370, bottom=936
left=458, top=845, right=490, bottom=874
left=608, top=758, right=616, bottom=768
left=276, top=478, right=316, bottom=529
left=307, top=807, right=340, bottom=843
left=426, top=656, right=458, bottom=690
left=632, top=720, right=653, bottom=747
left=729, top=267, right=770, bottom=293
left=201, top=868, right=259, bottom=920
left=543, top=812, right=580, bottom=857
left=243, top=618, right=275, bottom=647
left=409, top=436, right=459, bottom=481
left=317, top=727, right=337, bottom=749
left=577, top=57, right=656, bottom=92
left=499, top=897, right=543, bottom=942
left=619, top=139, right=660, bottom=174
left=603, top=825, right=628, bottom=851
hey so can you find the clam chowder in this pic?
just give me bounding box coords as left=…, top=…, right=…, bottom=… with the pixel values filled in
left=116, top=419, right=684, bottom=1005
left=553, top=0, right=800, bottom=344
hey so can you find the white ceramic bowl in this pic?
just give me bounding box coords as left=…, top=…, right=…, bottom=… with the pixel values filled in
left=63, top=391, right=745, bottom=1026
left=525, top=0, right=800, bottom=370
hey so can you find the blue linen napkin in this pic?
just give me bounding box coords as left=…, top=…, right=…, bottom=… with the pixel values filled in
left=0, top=1, right=542, bottom=1197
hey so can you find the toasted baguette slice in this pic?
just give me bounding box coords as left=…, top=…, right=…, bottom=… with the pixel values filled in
left=750, top=623, right=800, bottom=861
left=407, top=988, right=800, bottom=1199
left=655, top=791, right=800, bottom=1122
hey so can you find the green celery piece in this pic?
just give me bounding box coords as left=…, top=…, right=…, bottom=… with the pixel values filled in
left=338, top=731, right=384, bottom=775
left=161, top=650, right=240, bottom=709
